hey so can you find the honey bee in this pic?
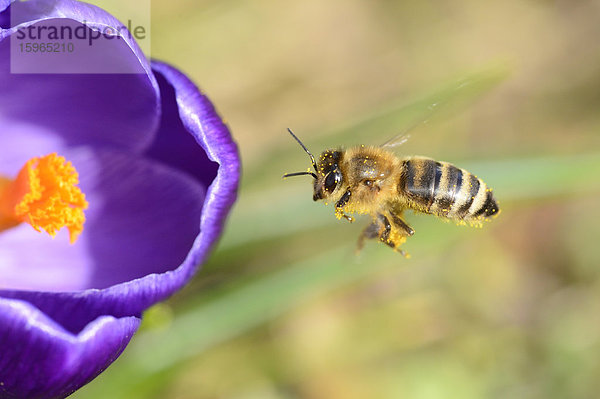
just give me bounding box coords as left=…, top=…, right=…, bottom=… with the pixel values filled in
left=283, top=128, right=499, bottom=256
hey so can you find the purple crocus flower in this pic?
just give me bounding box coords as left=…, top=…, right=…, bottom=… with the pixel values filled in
left=0, top=1, right=240, bottom=398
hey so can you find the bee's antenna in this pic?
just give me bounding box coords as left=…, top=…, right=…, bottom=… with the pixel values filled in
left=287, top=128, right=318, bottom=173
left=282, top=171, right=318, bottom=179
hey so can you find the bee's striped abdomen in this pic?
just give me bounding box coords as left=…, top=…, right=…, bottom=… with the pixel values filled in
left=399, top=157, right=498, bottom=221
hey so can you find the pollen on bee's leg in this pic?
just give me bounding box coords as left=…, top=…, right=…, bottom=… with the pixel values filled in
left=0, top=153, right=88, bottom=244
left=386, top=229, right=410, bottom=258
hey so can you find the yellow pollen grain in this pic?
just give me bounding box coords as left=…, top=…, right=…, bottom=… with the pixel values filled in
left=0, top=153, right=88, bottom=243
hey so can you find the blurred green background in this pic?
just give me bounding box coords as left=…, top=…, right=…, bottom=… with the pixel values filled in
left=74, top=1, right=600, bottom=398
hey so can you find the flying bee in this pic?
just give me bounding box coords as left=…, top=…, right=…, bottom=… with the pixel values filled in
left=283, top=128, right=499, bottom=256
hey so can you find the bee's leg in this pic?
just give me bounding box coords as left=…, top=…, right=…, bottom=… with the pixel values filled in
left=335, top=189, right=354, bottom=223
left=379, top=214, right=393, bottom=245
left=388, top=211, right=415, bottom=237
left=356, top=213, right=410, bottom=257
left=380, top=212, right=411, bottom=258
left=356, top=220, right=380, bottom=253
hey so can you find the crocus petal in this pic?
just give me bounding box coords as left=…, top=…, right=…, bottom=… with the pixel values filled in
left=0, top=2, right=160, bottom=153
left=0, top=1, right=239, bottom=396
left=0, top=227, right=91, bottom=292
left=76, top=147, right=206, bottom=290
left=149, top=60, right=241, bottom=279
left=0, top=146, right=205, bottom=292
left=144, top=67, right=219, bottom=187
left=0, top=118, right=65, bottom=176
left=0, top=297, right=140, bottom=399
left=1, top=61, right=240, bottom=335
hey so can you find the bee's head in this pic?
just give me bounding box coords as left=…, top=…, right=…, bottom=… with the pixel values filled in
left=283, top=128, right=343, bottom=202
left=312, top=150, right=343, bottom=201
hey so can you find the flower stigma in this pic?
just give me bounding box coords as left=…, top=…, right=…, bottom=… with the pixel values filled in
left=0, top=153, right=88, bottom=243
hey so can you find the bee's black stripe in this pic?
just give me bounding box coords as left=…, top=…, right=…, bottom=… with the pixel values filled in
left=404, top=160, right=415, bottom=189
left=454, top=169, right=463, bottom=198
left=431, top=162, right=443, bottom=209
left=473, top=190, right=499, bottom=218
left=456, top=173, right=480, bottom=218
left=405, top=160, right=419, bottom=194
left=435, top=165, right=462, bottom=215
left=422, top=160, right=437, bottom=207
left=473, top=191, right=490, bottom=217
left=399, top=160, right=409, bottom=191
left=405, top=159, right=437, bottom=205
left=486, top=193, right=499, bottom=216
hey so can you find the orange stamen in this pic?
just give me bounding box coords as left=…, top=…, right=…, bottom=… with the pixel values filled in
left=0, top=153, right=88, bottom=243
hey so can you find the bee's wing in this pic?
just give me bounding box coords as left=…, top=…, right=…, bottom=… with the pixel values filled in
left=381, top=133, right=411, bottom=148
left=380, top=100, right=443, bottom=148
left=380, top=113, right=432, bottom=148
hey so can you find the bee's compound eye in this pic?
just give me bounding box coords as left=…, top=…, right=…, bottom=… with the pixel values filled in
left=324, top=170, right=341, bottom=193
